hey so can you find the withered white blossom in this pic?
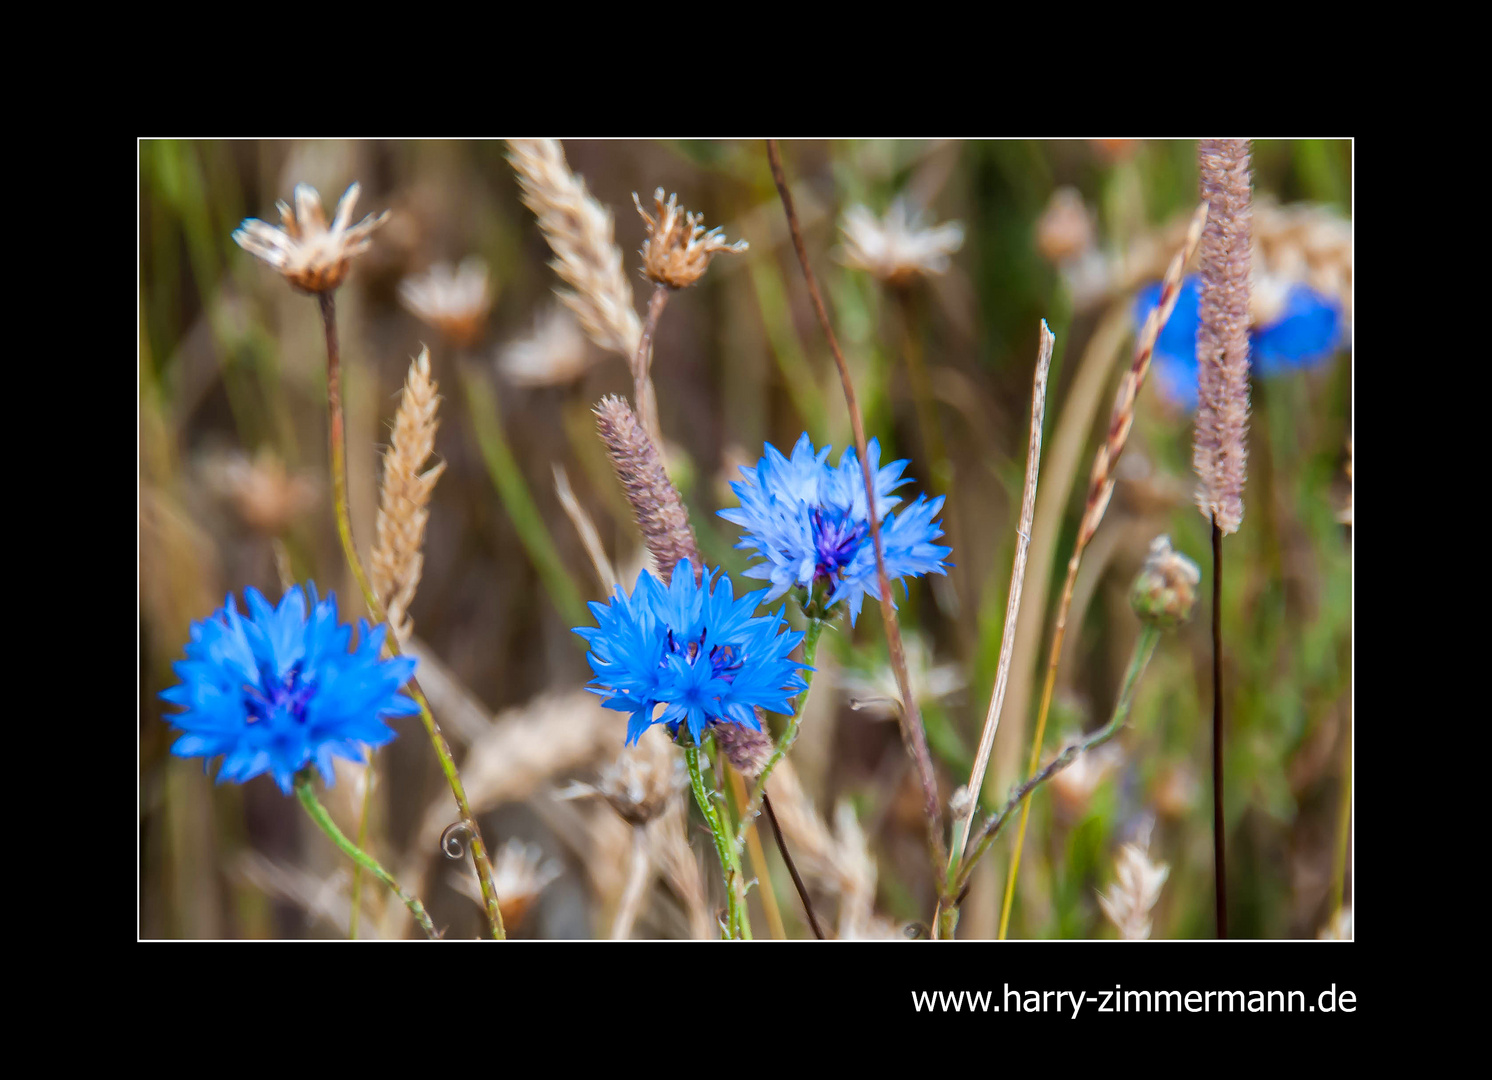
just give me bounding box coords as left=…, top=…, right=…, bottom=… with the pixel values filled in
left=633, top=188, right=748, bottom=289
left=837, top=198, right=964, bottom=286
left=398, top=257, right=494, bottom=348
left=498, top=304, right=600, bottom=387
left=1318, top=906, right=1353, bottom=940
left=233, top=182, right=388, bottom=293
left=557, top=734, right=685, bottom=827
left=840, top=633, right=964, bottom=720
left=204, top=448, right=317, bottom=535
left=1097, top=828, right=1170, bottom=940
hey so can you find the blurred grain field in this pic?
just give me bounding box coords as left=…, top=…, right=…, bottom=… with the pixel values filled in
left=138, top=138, right=1351, bottom=939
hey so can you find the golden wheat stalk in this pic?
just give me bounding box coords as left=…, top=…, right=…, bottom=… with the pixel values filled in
left=507, top=138, right=642, bottom=359
left=371, top=346, right=445, bottom=644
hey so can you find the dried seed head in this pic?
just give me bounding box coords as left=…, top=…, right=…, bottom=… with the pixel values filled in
left=1129, top=535, right=1201, bottom=629
left=233, top=182, right=387, bottom=294
left=499, top=304, right=599, bottom=388
left=491, top=839, right=562, bottom=928
left=1151, top=761, right=1199, bottom=819
left=592, top=394, right=700, bottom=583
left=562, top=732, right=686, bottom=826
left=398, top=257, right=493, bottom=348
left=371, top=347, right=445, bottom=644
left=205, top=448, right=317, bottom=535
left=840, top=632, right=964, bottom=720
left=507, top=139, right=643, bottom=357
left=1097, top=826, right=1170, bottom=940
left=1318, top=906, right=1353, bottom=940
left=1035, top=186, right=1095, bottom=264
left=1049, top=738, right=1123, bottom=818
left=1193, top=138, right=1253, bottom=535
left=633, top=188, right=748, bottom=289
left=712, top=719, right=774, bottom=778
left=837, top=198, right=964, bottom=286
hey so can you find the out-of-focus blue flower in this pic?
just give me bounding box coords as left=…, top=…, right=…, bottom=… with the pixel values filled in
left=718, top=434, right=951, bottom=625
left=161, top=584, right=418, bottom=794
left=1135, top=275, right=1344, bottom=411
left=574, top=564, right=810, bottom=747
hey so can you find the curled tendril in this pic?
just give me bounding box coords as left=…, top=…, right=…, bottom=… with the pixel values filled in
left=441, top=821, right=474, bottom=860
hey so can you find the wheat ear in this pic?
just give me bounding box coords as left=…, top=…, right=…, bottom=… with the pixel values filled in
left=507, top=138, right=642, bottom=359
left=371, top=346, right=446, bottom=644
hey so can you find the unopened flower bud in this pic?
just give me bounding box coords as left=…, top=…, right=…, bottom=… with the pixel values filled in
left=1129, top=535, right=1200, bottom=628
left=712, top=720, right=774, bottom=778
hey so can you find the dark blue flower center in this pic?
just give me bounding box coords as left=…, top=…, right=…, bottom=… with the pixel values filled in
left=243, top=664, right=317, bottom=725
left=811, top=507, right=867, bottom=581
left=665, top=628, right=742, bottom=683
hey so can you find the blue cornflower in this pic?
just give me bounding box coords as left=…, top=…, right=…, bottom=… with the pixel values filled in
left=718, top=434, right=951, bottom=625
left=160, top=584, right=419, bottom=794
left=573, top=564, right=811, bottom=747
left=1136, top=274, right=1344, bottom=411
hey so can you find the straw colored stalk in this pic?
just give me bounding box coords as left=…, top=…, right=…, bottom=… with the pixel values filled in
left=507, top=139, right=642, bottom=359
left=554, top=464, right=619, bottom=591
left=592, top=394, right=700, bottom=584
left=371, top=347, right=446, bottom=645
left=1194, top=138, right=1253, bottom=536
left=996, top=201, right=1207, bottom=939
left=949, top=323, right=1053, bottom=885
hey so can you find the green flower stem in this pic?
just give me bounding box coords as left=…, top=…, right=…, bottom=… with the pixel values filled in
left=950, top=624, right=1162, bottom=906
left=349, top=752, right=375, bottom=939
left=294, top=774, right=437, bottom=940
left=458, top=360, right=587, bottom=628
left=733, top=617, right=825, bottom=857
left=317, top=294, right=506, bottom=941
left=685, top=742, right=750, bottom=940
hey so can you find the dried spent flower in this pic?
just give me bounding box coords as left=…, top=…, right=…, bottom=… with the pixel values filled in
left=371, top=347, right=446, bottom=644
left=1098, top=826, right=1170, bottom=940
left=837, top=198, right=964, bottom=286
left=1193, top=138, right=1253, bottom=536
left=233, top=182, right=388, bottom=294
left=499, top=304, right=599, bottom=388
left=397, top=257, right=493, bottom=348
left=449, top=838, right=561, bottom=929
left=1318, top=906, right=1353, bottom=940
left=559, top=729, right=686, bottom=827
left=840, top=632, right=964, bottom=719
left=594, top=395, right=700, bottom=583
left=633, top=188, right=748, bottom=289
left=1035, top=186, right=1095, bottom=264
left=507, top=139, right=642, bottom=357
left=492, top=839, right=562, bottom=928
left=1129, top=535, right=1201, bottom=629
left=1049, top=738, right=1123, bottom=818
left=160, top=584, right=418, bottom=793
left=205, top=448, right=317, bottom=535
